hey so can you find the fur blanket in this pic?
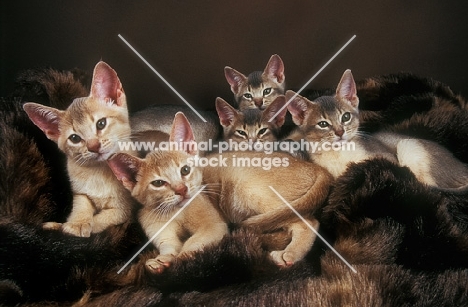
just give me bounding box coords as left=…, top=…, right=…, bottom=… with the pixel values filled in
left=1, top=68, right=468, bottom=306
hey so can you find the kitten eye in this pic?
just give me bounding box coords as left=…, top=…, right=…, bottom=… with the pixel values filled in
left=180, top=165, right=191, bottom=176
left=263, top=88, right=272, bottom=96
left=151, top=180, right=166, bottom=187
left=258, top=128, right=268, bottom=135
left=317, top=121, right=330, bottom=128
left=341, top=112, right=351, bottom=123
left=68, top=134, right=82, bottom=144
left=236, top=130, right=248, bottom=137
left=96, top=118, right=107, bottom=130
left=243, top=93, right=253, bottom=99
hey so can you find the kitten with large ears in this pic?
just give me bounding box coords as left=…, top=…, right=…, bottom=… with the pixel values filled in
left=215, top=95, right=288, bottom=142
left=23, top=61, right=136, bottom=237
left=225, top=54, right=285, bottom=110
left=108, top=113, right=228, bottom=274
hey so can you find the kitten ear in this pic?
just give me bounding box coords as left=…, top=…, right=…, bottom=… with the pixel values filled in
left=285, top=90, right=310, bottom=126
left=90, top=61, right=126, bottom=107
left=336, top=69, right=359, bottom=109
left=215, top=97, right=239, bottom=127
left=224, top=66, right=247, bottom=94
left=23, top=102, right=64, bottom=142
left=262, top=95, right=287, bottom=127
left=263, top=54, right=285, bottom=84
left=107, top=153, right=142, bottom=191
left=170, top=112, right=197, bottom=155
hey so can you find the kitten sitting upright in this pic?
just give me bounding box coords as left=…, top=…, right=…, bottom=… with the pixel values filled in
left=215, top=95, right=288, bottom=142
left=23, top=61, right=136, bottom=237
left=225, top=54, right=285, bottom=110
left=108, top=113, right=228, bottom=274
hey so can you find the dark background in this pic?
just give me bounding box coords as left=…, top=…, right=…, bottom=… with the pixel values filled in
left=2, top=1, right=468, bottom=112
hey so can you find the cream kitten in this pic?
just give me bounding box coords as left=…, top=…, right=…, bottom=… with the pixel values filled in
left=108, top=112, right=228, bottom=274
left=202, top=151, right=332, bottom=267
left=215, top=95, right=288, bottom=142
left=225, top=54, right=285, bottom=110
left=23, top=61, right=136, bottom=237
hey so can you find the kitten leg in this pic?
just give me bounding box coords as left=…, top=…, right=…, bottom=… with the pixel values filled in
left=92, top=206, right=129, bottom=233
left=145, top=226, right=183, bottom=274
left=180, top=222, right=228, bottom=255
left=270, top=218, right=318, bottom=267
left=62, top=194, right=95, bottom=237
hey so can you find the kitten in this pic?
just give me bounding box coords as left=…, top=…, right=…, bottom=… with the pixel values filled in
left=202, top=151, right=332, bottom=267
left=215, top=95, right=288, bottom=142
left=108, top=112, right=228, bottom=274
left=23, top=61, right=136, bottom=237
left=225, top=54, right=285, bottom=110
left=287, top=70, right=468, bottom=190
left=286, top=70, right=397, bottom=178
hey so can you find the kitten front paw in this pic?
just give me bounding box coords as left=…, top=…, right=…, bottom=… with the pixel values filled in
left=145, top=254, right=175, bottom=274
left=270, top=250, right=297, bottom=267
left=62, top=222, right=92, bottom=237
left=42, top=222, right=63, bottom=231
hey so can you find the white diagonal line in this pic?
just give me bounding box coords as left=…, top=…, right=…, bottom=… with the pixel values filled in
left=268, top=186, right=357, bottom=273
left=117, top=185, right=206, bottom=274
left=269, top=34, right=357, bottom=122
left=118, top=34, right=207, bottom=123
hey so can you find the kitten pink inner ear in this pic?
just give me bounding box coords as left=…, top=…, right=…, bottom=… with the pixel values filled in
left=23, top=103, right=62, bottom=142
left=336, top=69, right=359, bottom=108
left=107, top=153, right=141, bottom=191
left=224, top=66, right=247, bottom=94
left=285, top=91, right=308, bottom=126
left=264, top=54, right=285, bottom=84
left=170, top=112, right=197, bottom=155
left=90, top=61, right=126, bottom=107
left=215, top=97, right=237, bottom=127
left=264, top=96, right=287, bottom=127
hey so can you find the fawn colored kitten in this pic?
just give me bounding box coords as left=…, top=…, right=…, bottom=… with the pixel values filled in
left=225, top=54, right=285, bottom=110
left=215, top=95, right=288, bottom=142
left=108, top=113, right=228, bottom=274
left=202, top=151, right=332, bottom=267
left=23, top=61, right=136, bottom=237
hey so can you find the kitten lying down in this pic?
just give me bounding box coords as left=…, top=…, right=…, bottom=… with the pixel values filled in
left=287, top=69, right=468, bottom=190
left=108, top=113, right=229, bottom=274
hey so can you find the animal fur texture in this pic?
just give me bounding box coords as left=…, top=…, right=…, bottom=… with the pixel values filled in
left=2, top=67, right=468, bottom=306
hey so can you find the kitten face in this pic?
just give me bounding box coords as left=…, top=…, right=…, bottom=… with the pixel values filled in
left=108, top=112, right=200, bottom=217
left=225, top=54, right=285, bottom=110
left=23, top=61, right=130, bottom=166
left=58, top=97, right=130, bottom=164
left=215, top=96, right=288, bottom=143
left=287, top=69, right=360, bottom=144
left=132, top=150, right=202, bottom=216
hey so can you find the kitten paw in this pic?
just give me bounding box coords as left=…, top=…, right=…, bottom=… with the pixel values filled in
left=42, top=222, right=63, bottom=231
left=145, top=255, right=175, bottom=274
left=270, top=250, right=297, bottom=267
left=62, top=222, right=92, bottom=237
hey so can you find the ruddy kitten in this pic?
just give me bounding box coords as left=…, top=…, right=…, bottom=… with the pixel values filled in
left=287, top=70, right=468, bottom=190
left=108, top=113, right=228, bottom=274
left=225, top=54, right=285, bottom=110
left=23, top=61, right=135, bottom=237
left=202, top=151, right=332, bottom=267
left=215, top=95, right=288, bottom=142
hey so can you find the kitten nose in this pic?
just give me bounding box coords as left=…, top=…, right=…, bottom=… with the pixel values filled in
left=173, top=184, right=188, bottom=197
left=335, top=129, right=344, bottom=137
left=253, top=98, right=263, bottom=108
left=87, top=139, right=101, bottom=153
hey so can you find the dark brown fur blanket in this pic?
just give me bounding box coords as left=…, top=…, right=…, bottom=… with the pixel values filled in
left=1, top=68, right=468, bottom=306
